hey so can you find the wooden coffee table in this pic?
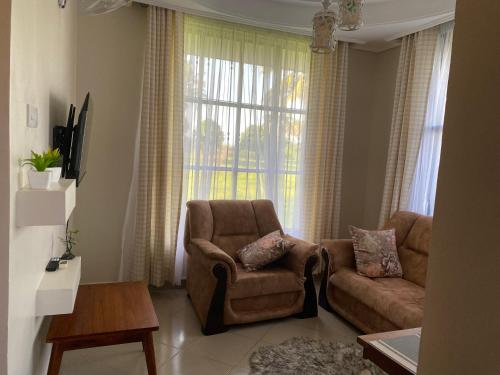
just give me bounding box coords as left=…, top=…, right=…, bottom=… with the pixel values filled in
left=46, top=282, right=159, bottom=375
left=358, top=328, right=421, bottom=375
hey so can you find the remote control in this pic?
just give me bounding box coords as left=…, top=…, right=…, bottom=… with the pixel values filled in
left=45, top=257, right=60, bottom=272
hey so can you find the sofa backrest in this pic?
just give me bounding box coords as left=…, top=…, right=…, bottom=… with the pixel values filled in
left=184, top=199, right=283, bottom=259
left=384, top=211, right=433, bottom=287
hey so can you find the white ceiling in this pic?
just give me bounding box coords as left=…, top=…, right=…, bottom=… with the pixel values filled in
left=137, top=0, right=455, bottom=52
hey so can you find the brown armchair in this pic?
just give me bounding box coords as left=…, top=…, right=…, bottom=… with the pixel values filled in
left=184, top=199, right=319, bottom=335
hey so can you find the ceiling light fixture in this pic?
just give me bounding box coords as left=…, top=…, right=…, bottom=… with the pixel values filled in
left=310, top=0, right=337, bottom=54
left=339, top=0, right=364, bottom=31
left=311, top=0, right=364, bottom=53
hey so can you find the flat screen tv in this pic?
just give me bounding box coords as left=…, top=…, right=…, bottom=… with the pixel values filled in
left=53, top=92, right=93, bottom=187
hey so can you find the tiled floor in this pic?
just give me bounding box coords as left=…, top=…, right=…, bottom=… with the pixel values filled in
left=60, top=286, right=360, bottom=374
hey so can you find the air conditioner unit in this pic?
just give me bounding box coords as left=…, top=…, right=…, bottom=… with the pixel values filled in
left=79, top=0, right=132, bottom=15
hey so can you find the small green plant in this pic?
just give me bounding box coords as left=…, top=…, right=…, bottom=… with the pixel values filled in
left=23, top=148, right=61, bottom=172
left=46, top=148, right=61, bottom=168
left=60, top=229, right=78, bottom=252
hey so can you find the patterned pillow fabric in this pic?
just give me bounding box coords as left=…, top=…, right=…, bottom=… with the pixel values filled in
left=349, top=226, right=403, bottom=278
left=237, top=230, right=295, bottom=271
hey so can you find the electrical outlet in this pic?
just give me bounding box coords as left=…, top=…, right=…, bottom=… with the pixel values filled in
left=27, top=104, right=38, bottom=128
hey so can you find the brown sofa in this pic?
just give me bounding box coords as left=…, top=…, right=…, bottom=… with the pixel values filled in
left=184, top=199, right=319, bottom=335
left=319, top=211, right=432, bottom=333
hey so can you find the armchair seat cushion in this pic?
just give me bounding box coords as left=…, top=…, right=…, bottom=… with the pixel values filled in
left=331, top=268, right=425, bottom=329
left=228, top=263, right=304, bottom=300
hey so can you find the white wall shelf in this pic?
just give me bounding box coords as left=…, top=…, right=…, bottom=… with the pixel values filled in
left=16, top=179, right=76, bottom=226
left=36, top=256, right=81, bottom=316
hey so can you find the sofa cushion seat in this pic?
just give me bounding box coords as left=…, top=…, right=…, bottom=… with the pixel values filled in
left=229, top=263, right=304, bottom=300
left=330, top=268, right=425, bottom=329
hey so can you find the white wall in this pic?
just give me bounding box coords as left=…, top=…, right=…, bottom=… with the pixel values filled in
left=341, top=49, right=377, bottom=237
left=339, top=46, right=400, bottom=237
left=8, top=0, right=77, bottom=373
left=0, top=1, right=11, bottom=374
left=362, top=46, right=400, bottom=228
left=75, top=4, right=147, bottom=282
left=419, top=1, right=500, bottom=373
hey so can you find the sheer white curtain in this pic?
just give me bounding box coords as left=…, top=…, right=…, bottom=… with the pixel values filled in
left=174, top=16, right=311, bottom=284
left=408, top=23, right=454, bottom=216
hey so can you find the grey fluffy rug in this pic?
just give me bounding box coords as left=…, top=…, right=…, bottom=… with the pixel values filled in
left=249, top=337, right=386, bottom=375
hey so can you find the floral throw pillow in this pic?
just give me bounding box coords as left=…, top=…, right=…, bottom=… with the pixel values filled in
left=237, top=230, right=295, bottom=271
left=349, top=226, right=403, bottom=278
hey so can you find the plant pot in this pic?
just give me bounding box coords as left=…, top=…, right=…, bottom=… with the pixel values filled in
left=47, top=167, right=62, bottom=183
left=27, top=170, right=52, bottom=190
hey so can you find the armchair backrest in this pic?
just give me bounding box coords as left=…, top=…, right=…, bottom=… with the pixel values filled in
left=383, top=211, right=433, bottom=287
left=184, top=200, right=283, bottom=259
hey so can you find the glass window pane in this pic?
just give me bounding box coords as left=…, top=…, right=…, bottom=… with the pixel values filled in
left=203, top=58, right=239, bottom=102
left=278, top=172, right=298, bottom=230
left=197, top=104, right=237, bottom=167
left=184, top=54, right=200, bottom=99
left=281, top=70, right=308, bottom=110
left=210, top=170, right=233, bottom=200
left=238, top=108, right=271, bottom=170
left=236, top=172, right=260, bottom=200
left=277, top=112, right=306, bottom=174
left=242, top=64, right=270, bottom=106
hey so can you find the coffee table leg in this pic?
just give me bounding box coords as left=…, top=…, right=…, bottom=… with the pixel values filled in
left=47, top=343, right=63, bottom=375
left=142, top=332, right=157, bottom=375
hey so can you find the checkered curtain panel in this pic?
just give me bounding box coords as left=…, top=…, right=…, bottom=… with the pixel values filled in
left=378, top=27, right=439, bottom=227
left=302, top=42, right=349, bottom=243
left=131, top=7, right=184, bottom=286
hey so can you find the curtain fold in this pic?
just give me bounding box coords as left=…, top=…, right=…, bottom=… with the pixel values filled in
left=121, top=6, right=184, bottom=287
left=302, top=42, right=349, bottom=243
left=378, top=27, right=439, bottom=227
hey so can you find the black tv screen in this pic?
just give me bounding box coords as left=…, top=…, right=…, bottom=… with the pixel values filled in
left=61, top=104, right=75, bottom=172
left=68, top=92, right=92, bottom=186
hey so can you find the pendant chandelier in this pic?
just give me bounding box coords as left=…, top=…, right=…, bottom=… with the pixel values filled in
left=311, top=0, right=365, bottom=54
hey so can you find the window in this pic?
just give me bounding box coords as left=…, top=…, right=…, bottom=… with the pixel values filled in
left=409, top=23, right=454, bottom=215
left=181, top=16, right=311, bottom=233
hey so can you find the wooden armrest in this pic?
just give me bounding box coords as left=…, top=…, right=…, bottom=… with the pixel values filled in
left=321, top=239, right=355, bottom=274
left=282, top=235, right=319, bottom=277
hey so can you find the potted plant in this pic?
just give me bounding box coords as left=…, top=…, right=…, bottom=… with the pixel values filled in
left=23, top=150, right=54, bottom=189
left=59, top=223, right=78, bottom=260
left=46, top=148, right=62, bottom=183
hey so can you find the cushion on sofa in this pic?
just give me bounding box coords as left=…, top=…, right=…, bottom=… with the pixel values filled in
left=237, top=230, right=294, bottom=271
left=331, top=268, right=425, bottom=329
left=349, top=226, right=403, bottom=278
left=228, top=263, right=303, bottom=299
